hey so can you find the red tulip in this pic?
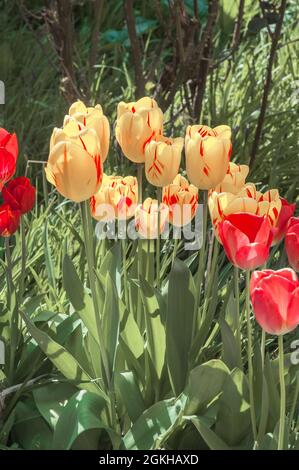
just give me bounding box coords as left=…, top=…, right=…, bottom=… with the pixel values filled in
left=0, top=128, right=18, bottom=189
left=2, top=177, right=36, bottom=214
left=250, top=268, right=299, bottom=335
left=271, top=198, right=296, bottom=245
left=285, top=217, right=299, bottom=272
left=0, top=203, right=21, bottom=237
left=218, top=212, right=273, bottom=270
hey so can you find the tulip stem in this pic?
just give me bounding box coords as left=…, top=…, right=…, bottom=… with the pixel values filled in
left=234, top=266, right=242, bottom=368
left=278, top=335, right=286, bottom=450
left=156, top=187, right=162, bottom=288
left=137, top=164, right=143, bottom=325
left=261, top=329, right=266, bottom=369
left=194, top=190, right=208, bottom=324
left=121, top=238, right=129, bottom=307
left=19, top=217, right=26, bottom=301
left=172, top=238, right=179, bottom=266
left=80, top=201, right=110, bottom=388
left=245, top=270, right=258, bottom=445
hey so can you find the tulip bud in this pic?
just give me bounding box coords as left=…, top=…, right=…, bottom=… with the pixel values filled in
left=271, top=198, right=296, bottom=246
left=250, top=268, right=299, bottom=335
left=0, top=203, right=21, bottom=237
left=218, top=213, right=273, bottom=270
left=185, top=125, right=231, bottom=190
left=115, top=97, right=163, bottom=163
left=2, top=177, right=36, bottom=214
left=285, top=217, right=299, bottom=272
left=163, top=174, right=198, bottom=226
left=212, top=162, right=249, bottom=194
left=145, top=135, right=183, bottom=187
left=135, top=198, right=169, bottom=239
left=90, top=174, right=138, bottom=222
left=45, top=118, right=103, bottom=202
left=209, top=183, right=281, bottom=240
left=66, top=100, right=110, bottom=162
left=0, top=128, right=18, bottom=189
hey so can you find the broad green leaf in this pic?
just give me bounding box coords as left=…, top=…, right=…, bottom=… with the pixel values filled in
left=115, top=371, right=145, bottom=423
left=219, top=317, right=242, bottom=370
left=185, top=360, right=230, bottom=415
left=190, top=416, right=230, bottom=450
left=166, top=259, right=195, bottom=395
left=22, top=312, right=108, bottom=401
left=121, top=397, right=185, bottom=450
left=52, top=390, right=117, bottom=450
left=33, top=382, right=77, bottom=429
left=215, top=368, right=251, bottom=446
left=140, top=277, right=165, bottom=379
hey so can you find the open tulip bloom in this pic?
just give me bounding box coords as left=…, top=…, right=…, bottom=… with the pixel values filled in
left=0, top=128, right=18, bottom=189
left=250, top=268, right=299, bottom=335
left=218, top=212, right=273, bottom=270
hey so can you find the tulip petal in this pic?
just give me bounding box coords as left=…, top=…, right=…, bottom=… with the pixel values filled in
left=235, top=243, right=269, bottom=270
left=251, top=286, right=284, bottom=335
left=287, top=286, right=299, bottom=332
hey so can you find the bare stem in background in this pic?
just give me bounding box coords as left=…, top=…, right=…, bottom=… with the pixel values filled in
left=89, top=0, right=104, bottom=71
left=231, top=0, right=245, bottom=51
left=249, top=0, right=287, bottom=169
left=124, top=0, right=145, bottom=99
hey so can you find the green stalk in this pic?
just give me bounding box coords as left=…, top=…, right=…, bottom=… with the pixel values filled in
left=18, top=217, right=26, bottom=301
left=289, top=372, right=299, bottom=431
left=245, top=270, right=258, bottom=445
left=194, top=190, right=208, bottom=322
left=136, top=164, right=143, bottom=326
left=79, top=201, right=110, bottom=387
left=6, top=238, right=18, bottom=385
left=278, top=335, right=286, bottom=450
left=172, top=238, right=179, bottom=266
left=234, top=266, right=242, bottom=365
left=121, top=237, right=129, bottom=307
left=261, top=329, right=266, bottom=369
left=156, top=187, right=162, bottom=288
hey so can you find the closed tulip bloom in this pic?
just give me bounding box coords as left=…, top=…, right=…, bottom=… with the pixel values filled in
left=66, top=100, right=110, bottom=162
left=285, top=217, right=299, bottom=272
left=116, top=97, right=163, bottom=163
left=250, top=268, right=299, bottom=335
left=145, top=135, right=183, bottom=187
left=0, top=203, right=21, bottom=237
left=135, top=198, right=169, bottom=239
left=0, top=128, right=18, bottom=189
left=212, top=162, right=249, bottom=194
left=163, top=174, right=198, bottom=226
left=90, top=174, right=138, bottom=222
left=45, top=118, right=103, bottom=202
left=218, top=213, right=273, bottom=270
left=3, top=177, right=36, bottom=214
left=185, top=124, right=232, bottom=190
left=209, top=183, right=281, bottom=239
left=271, top=198, right=296, bottom=245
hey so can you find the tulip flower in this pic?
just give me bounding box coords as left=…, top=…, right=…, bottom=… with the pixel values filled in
left=250, top=268, right=299, bottom=335
left=163, top=174, right=198, bottom=226
left=90, top=174, right=138, bottom=222
left=115, top=97, right=163, bottom=163
left=271, top=198, right=296, bottom=245
left=45, top=118, right=103, bottom=202
left=218, top=213, right=273, bottom=270
left=2, top=177, right=36, bottom=214
left=0, top=203, right=21, bottom=237
left=285, top=217, right=299, bottom=272
left=135, top=198, right=169, bottom=239
left=185, top=124, right=232, bottom=190
left=0, top=128, right=18, bottom=189
left=145, top=135, right=183, bottom=187
left=212, top=162, right=249, bottom=194
left=209, top=183, right=281, bottom=239
left=65, top=100, right=110, bottom=162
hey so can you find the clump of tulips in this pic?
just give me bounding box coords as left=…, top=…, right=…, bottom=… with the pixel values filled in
left=15, top=94, right=296, bottom=450
left=0, top=128, right=35, bottom=236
